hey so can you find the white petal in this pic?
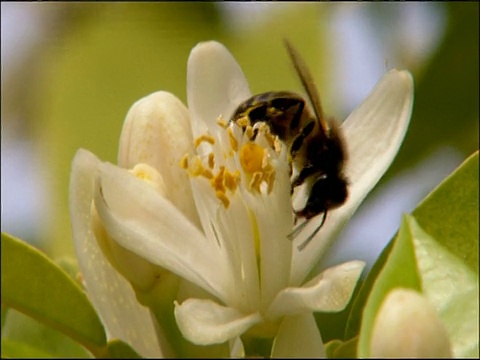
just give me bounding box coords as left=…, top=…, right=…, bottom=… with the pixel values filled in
left=267, top=260, right=365, bottom=318
left=174, top=298, right=262, bottom=345
left=69, top=149, right=162, bottom=357
left=187, top=41, right=251, bottom=137
left=369, top=288, right=453, bottom=358
left=118, top=91, right=200, bottom=228
left=94, top=160, right=233, bottom=303
left=291, top=69, right=414, bottom=285
left=271, top=313, right=326, bottom=358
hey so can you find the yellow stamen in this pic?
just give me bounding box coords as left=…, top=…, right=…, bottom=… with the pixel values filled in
left=224, top=170, right=240, bottom=192
left=208, top=153, right=215, bottom=169
left=194, top=134, right=215, bottom=148
left=228, top=127, right=238, bottom=152
left=189, top=157, right=205, bottom=177
left=179, top=153, right=189, bottom=169
left=216, top=116, right=228, bottom=128
left=215, top=190, right=230, bottom=208
left=249, top=172, right=264, bottom=193
left=210, top=166, right=226, bottom=193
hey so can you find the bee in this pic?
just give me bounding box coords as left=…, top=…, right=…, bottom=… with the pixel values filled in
left=230, top=40, right=348, bottom=250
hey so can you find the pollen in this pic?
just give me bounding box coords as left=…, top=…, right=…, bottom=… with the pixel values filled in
left=188, top=156, right=213, bottom=179
left=228, top=127, right=238, bottom=152
left=216, top=116, right=228, bottom=128
left=240, top=143, right=264, bottom=174
left=208, top=153, right=215, bottom=169
left=224, top=170, right=240, bottom=192
left=179, top=154, right=189, bottom=169
left=215, top=190, right=230, bottom=208
left=194, top=134, right=215, bottom=148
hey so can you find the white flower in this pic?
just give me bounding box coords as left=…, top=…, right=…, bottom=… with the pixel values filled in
left=69, top=41, right=414, bottom=357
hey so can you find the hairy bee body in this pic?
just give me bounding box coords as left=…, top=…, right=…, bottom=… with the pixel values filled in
left=230, top=41, right=349, bottom=250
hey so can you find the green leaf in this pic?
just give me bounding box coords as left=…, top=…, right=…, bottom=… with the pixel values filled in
left=408, top=216, right=478, bottom=357
left=1, top=233, right=106, bottom=355
left=1, top=338, right=55, bottom=358
left=413, top=151, right=479, bottom=274
left=105, top=339, right=142, bottom=359
left=347, top=151, right=479, bottom=342
left=2, top=309, right=92, bottom=358
left=356, top=216, right=422, bottom=357
left=356, top=215, right=478, bottom=357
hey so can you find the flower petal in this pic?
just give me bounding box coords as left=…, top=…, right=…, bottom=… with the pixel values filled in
left=94, top=160, right=233, bottom=303
left=291, top=69, right=414, bottom=285
left=69, top=149, right=162, bottom=357
left=118, top=91, right=200, bottom=228
left=267, top=260, right=365, bottom=318
left=187, top=41, right=251, bottom=137
left=271, top=313, right=326, bottom=358
left=174, top=298, right=262, bottom=345
left=369, top=288, right=453, bottom=358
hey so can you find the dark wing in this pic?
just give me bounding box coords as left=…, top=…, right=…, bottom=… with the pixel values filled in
left=283, top=39, right=329, bottom=139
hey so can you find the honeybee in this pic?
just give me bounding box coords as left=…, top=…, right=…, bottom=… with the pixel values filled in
left=230, top=40, right=348, bottom=250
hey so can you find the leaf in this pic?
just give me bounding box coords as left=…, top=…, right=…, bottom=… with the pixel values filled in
left=2, top=309, right=92, bottom=358
left=1, top=338, right=55, bottom=358
left=413, top=151, right=479, bottom=274
left=105, top=339, right=142, bottom=359
left=356, top=215, right=478, bottom=357
left=346, top=151, right=479, bottom=341
left=1, top=233, right=106, bottom=355
left=356, top=216, right=422, bottom=357
left=408, top=216, right=478, bottom=358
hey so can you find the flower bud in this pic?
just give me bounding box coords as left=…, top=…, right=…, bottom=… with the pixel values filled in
left=370, top=288, right=452, bottom=358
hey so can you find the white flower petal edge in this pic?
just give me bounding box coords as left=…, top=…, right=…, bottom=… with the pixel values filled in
left=187, top=41, right=251, bottom=138
left=69, top=149, right=162, bottom=358
left=271, top=313, right=326, bottom=358
left=93, top=160, right=234, bottom=304
left=174, top=299, right=262, bottom=346
left=291, top=69, right=414, bottom=285
left=369, top=288, right=453, bottom=358
left=266, top=260, right=365, bottom=318
left=118, top=91, right=201, bottom=228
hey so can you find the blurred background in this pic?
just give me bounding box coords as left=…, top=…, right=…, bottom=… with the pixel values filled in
left=2, top=2, right=478, bottom=271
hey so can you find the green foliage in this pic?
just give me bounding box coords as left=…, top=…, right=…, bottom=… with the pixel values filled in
left=344, top=152, right=479, bottom=357
left=413, top=151, right=479, bottom=274
left=1, top=233, right=106, bottom=356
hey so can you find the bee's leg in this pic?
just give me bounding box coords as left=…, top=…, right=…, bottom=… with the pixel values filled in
left=287, top=218, right=309, bottom=241
left=297, top=210, right=328, bottom=251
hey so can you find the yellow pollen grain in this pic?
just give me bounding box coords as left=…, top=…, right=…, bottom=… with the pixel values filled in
left=228, top=127, right=238, bottom=152
left=194, top=134, right=215, bottom=148
left=240, top=143, right=264, bottom=174
left=208, top=153, right=215, bottom=169
left=216, top=116, right=228, bottom=128
left=201, top=168, right=214, bottom=179
left=210, top=166, right=226, bottom=193
left=179, top=153, right=189, bottom=169
left=224, top=169, right=240, bottom=192
left=188, top=157, right=204, bottom=177
left=245, top=126, right=255, bottom=140
left=237, top=116, right=250, bottom=128
left=215, top=190, right=230, bottom=208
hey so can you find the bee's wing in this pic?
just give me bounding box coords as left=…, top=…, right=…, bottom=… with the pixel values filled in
left=284, top=39, right=329, bottom=139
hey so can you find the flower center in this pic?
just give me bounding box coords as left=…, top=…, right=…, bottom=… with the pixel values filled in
left=180, top=118, right=282, bottom=209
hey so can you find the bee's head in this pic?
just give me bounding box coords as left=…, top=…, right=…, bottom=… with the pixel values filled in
left=298, top=173, right=349, bottom=220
